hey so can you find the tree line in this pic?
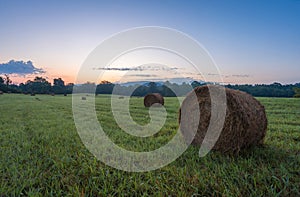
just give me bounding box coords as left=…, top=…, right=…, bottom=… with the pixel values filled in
left=0, top=75, right=299, bottom=97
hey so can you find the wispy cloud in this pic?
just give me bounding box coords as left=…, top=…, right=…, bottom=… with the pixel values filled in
left=127, top=74, right=158, bottom=77
left=94, top=67, right=141, bottom=71
left=93, top=65, right=178, bottom=71
left=231, top=74, right=250, bottom=78
left=0, top=60, right=45, bottom=75
left=206, top=73, right=250, bottom=78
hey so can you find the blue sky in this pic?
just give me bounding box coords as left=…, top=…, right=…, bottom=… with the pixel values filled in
left=0, top=0, right=299, bottom=84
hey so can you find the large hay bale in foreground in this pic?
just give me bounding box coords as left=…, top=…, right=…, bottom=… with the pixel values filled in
left=144, top=93, right=164, bottom=107
left=179, top=85, right=267, bottom=153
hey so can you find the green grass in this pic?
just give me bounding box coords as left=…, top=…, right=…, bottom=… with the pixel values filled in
left=0, top=94, right=299, bottom=196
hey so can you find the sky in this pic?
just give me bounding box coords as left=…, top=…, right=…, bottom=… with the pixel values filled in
left=0, top=0, right=299, bottom=84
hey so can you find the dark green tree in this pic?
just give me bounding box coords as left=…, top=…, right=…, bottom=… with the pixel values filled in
left=96, top=81, right=115, bottom=94
left=0, top=76, right=4, bottom=84
left=53, top=78, right=65, bottom=94
left=4, top=74, right=12, bottom=87
left=293, top=87, right=300, bottom=98
left=25, top=77, right=51, bottom=94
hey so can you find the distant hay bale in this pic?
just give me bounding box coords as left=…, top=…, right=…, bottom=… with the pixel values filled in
left=179, top=85, right=267, bottom=153
left=51, top=93, right=55, bottom=96
left=82, top=96, right=86, bottom=100
left=64, top=93, right=67, bottom=96
left=144, top=93, right=164, bottom=107
left=30, top=93, right=35, bottom=96
left=0, top=91, right=3, bottom=95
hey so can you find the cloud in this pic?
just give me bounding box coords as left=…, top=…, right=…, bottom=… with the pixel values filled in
left=127, top=74, right=158, bottom=77
left=0, top=60, right=45, bottom=75
left=93, top=65, right=178, bottom=71
left=231, top=74, right=250, bottom=78
left=206, top=73, right=250, bottom=78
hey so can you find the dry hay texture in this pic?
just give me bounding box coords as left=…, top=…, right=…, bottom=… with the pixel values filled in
left=179, top=85, right=267, bottom=153
left=144, top=93, right=164, bottom=107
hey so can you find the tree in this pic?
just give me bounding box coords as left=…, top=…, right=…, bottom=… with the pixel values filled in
left=53, top=78, right=65, bottom=87
left=96, top=81, right=115, bottom=94
left=0, top=77, right=4, bottom=84
left=191, top=81, right=202, bottom=88
left=25, top=76, right=51, bottom=94
left=293, top=87, right=300, bottom=98
left=148, top=82, right=158, bottom=93
left=53, top=78, right=65, bottom=94
left=4, top=74, right=12, bottom=87
left=65, top=83, right=74, bottom=94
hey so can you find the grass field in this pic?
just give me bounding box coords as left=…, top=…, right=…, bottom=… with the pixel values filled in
left=0, top=94, right=299, bottom=196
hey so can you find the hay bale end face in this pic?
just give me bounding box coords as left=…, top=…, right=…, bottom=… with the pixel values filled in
left=144, top=93, right=164, bottom=107
left=179, top=85, right=267, bottom=153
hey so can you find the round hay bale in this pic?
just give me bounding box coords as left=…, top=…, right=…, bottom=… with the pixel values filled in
left=82, top=96, right=86, bottom=100
left=179, top=85, right=267, bottom=153
left=144, top=93, right=164, bottom=107
left=0, top=91, right=3, bottom=95
left=30, top=93, right=35, bottom=96
left=51, top=93, right=55, bottom=96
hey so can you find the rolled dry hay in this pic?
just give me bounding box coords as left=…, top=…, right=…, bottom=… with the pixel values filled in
left=179, top=85, right=267, bottom=153
left=0, top=91, right=3, bottom=95
left=81, top=96, right=86, bottom=100
left=144, top=93, right=164, bottom=107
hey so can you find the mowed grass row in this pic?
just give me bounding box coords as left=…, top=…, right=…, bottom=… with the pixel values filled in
left=0, top=94, right=299, bottom=196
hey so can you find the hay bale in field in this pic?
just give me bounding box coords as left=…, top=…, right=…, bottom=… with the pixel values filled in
left=179, top=85, right=267, bottom=153
left=0, top=91, right=3, bottom=95
left=30, top=93, right=35, bottom=96
left=144, top=93, right=164, bottom=107
left=82, top=96, right=86, bottom=100
left=51, top=93, right=55, bottom=96
left=64, top=93, right=67, bottom=96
